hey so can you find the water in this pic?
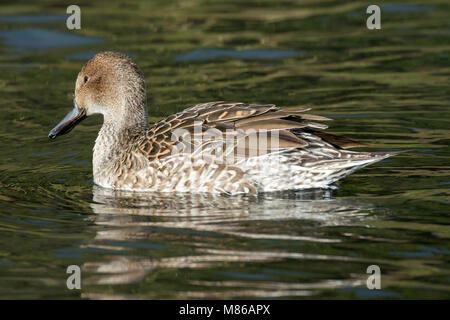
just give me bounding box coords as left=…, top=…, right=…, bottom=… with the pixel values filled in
left=0, top=1, right=449, bottom=299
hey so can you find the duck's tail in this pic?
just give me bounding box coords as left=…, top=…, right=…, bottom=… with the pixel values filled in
left=308, top=150, right=404, bottom=186
left=242, top=149, right=404, bottom=192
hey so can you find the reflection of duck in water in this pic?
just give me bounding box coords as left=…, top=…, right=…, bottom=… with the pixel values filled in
left=49, top=52, right=400, bottom=194
left=81, top=187, right=377, bottom=298
left=89, top=185, right=375, bottom=240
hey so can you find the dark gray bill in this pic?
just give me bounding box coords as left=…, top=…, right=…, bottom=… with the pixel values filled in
left=48, top=101, right=87, bottom=139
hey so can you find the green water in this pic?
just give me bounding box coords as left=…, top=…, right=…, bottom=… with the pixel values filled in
left=0, top=0, right=449, bottom=299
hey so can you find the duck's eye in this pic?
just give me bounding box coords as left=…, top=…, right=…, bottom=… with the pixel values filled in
left=83, top=76, right=89, bottom=84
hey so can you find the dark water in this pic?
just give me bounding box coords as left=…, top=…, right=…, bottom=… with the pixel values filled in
left=0, top=0, right=449, bottom=299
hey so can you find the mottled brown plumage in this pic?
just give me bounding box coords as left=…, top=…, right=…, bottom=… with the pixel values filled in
left=49, top=52, right=399, bottom=194
left=129, top=101, right=337, bottom=161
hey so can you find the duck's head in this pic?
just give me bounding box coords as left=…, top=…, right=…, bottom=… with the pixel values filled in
left=49, top=51, right=147, bottom=139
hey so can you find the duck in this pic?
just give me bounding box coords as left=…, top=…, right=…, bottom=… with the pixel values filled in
left=49, top=51, right=399, bottom=194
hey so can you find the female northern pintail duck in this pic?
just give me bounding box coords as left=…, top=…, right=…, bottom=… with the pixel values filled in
left=49, top=51, right=398, bottom=194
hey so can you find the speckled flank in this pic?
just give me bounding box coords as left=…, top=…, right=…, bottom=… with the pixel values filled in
left=50, top=51, right=399, bottom=194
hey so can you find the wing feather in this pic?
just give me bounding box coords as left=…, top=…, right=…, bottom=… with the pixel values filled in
left=138, top=101, right=364, bottom=162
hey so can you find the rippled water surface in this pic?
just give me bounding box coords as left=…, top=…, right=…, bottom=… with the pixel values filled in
left=0, top=0, right=449, bottom=299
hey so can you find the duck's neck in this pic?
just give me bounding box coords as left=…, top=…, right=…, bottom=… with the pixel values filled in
left=92, top=103, right=149, bottom=183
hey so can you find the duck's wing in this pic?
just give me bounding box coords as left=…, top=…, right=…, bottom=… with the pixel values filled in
left=139, top=101, right=363, bottom=161
left=188, top=101, right=365, bottom=149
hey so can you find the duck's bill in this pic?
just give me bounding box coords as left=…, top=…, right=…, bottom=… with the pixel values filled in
left=48, top=101, right=87, bottom=139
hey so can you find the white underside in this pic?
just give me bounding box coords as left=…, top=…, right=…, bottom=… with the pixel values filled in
left=238, top=152, right=380, bottom=193
left=94, top=150, right=384, bottom=194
